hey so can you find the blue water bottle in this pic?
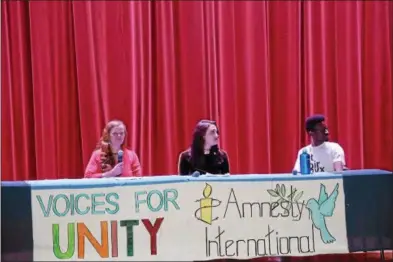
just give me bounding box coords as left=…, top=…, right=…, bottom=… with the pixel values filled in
left=300, top=149, right=311, bottom=175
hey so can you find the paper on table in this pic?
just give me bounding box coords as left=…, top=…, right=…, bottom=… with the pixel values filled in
left=204, top=173, right=230, bottom=177
left=112, top=176, right=142, bottom=180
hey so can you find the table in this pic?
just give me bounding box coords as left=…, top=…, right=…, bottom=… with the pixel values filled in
left=1, top=169, right=392, bottom=261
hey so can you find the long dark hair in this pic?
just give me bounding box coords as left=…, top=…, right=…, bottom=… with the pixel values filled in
left=189, top=120, right=223, bottom=169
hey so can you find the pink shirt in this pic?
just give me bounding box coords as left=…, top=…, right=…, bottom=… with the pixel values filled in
left=84, top=149, right=142, bottom=178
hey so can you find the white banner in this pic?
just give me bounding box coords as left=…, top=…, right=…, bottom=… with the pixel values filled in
left=31, top=178, right=349, bottom=261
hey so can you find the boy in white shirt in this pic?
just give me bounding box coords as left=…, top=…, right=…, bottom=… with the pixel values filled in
left=293, top=115, right=346, bottom=173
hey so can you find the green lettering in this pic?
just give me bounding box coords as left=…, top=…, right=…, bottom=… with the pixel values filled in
left=120, top=220, right=139, bottom=256
left=52, top=223, right=75, bottom=259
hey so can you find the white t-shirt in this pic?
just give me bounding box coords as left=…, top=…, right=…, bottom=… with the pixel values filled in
left=293, top=142, right=346, bottom=173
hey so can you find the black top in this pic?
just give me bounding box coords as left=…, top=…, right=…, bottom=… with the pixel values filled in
left=178, top=149, right=230, bottom=175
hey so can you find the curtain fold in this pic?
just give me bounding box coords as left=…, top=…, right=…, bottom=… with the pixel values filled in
left=2, top=1, right=392, bottom=178
left=2, top=1, right=37, bottom=180
left=1, top=1, right=392, bottom=261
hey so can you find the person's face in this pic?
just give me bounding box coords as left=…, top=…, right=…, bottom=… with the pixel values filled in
left=204, top=124, right=219, bottom=148
left=311, top=122, right=329, bottom=142
left=109, top=125, right=126, bottom=147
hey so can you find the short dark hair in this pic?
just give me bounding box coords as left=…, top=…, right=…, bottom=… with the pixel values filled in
left=305, top=114, right=325, bottom=132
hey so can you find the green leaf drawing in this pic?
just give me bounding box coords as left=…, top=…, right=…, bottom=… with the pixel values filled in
left=275, top=184, right=280, bottom=193
left=277, top=198, right=284, bottom=204
left=280, top=184, right=286, bottom=197
left=267, top=189, right=279, bottom=197
left=294, top=191, right=304, bottom=202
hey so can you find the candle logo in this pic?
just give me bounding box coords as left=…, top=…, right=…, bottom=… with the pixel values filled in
left=194, top=183, right=222, bottom=225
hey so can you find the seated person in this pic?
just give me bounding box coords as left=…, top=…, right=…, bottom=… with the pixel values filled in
left=178, top=120, right=230, bottom=175
left=84, top=120, right=141, bottom=178
left=293, top=115, right=346, bottom=173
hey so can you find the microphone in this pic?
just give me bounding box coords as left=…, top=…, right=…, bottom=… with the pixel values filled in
left=118, top=150, right=124, bottom=163
left=193, top=168, right=217, bottom=176
left=192, top=171, right=201, bottom=177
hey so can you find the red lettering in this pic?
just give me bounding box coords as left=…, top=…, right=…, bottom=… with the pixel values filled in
left=141, top=218, right=164, bottom=255
left=111, top=221, right=118, bottom=257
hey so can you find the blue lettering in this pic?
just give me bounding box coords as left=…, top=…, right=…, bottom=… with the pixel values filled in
left=70, top=194, right=75, bottom=216
left=105, top=193, right=120, bottom=214
left=36, top=195, right=53, bottom=217
left=36, top=192, right=120, bottom=217
left=135, top=189, right=180, bottom=212
left=135, top=191, right=147, bottom=213
left=164, top=189, right=180, bottom=211
left=91, top=193, right=106, bottom=215
left=75, top=193, right=90, bottom=215
left=147, top=190, right=164, bottom=212
left=53, top=194, right=71, bottom=217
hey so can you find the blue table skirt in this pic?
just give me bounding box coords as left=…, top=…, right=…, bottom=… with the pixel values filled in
left=1, top=169, right=392, bottom=261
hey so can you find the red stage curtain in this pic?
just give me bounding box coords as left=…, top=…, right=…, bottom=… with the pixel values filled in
left=1, top=1, right=392, bottom=261
left=2, top=1, right=391, bottom=181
